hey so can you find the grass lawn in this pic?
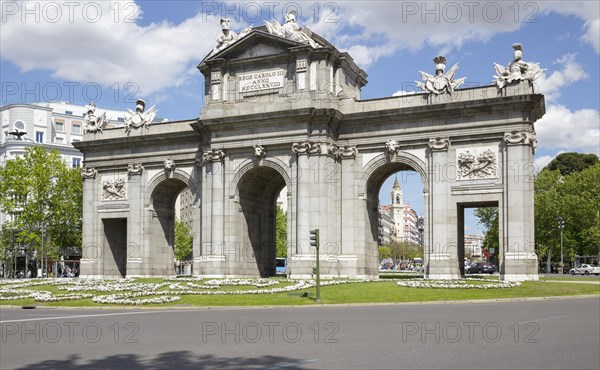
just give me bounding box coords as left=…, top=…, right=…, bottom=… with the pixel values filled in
left=1, top=278, right=598, bottom=308
left=540, top=275, right=600, bottom=281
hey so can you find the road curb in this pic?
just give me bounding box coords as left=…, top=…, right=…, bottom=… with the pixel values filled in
left=1, top=294, right=599, bottom=311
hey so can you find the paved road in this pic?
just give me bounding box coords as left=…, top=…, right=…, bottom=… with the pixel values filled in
left=1, top=297, right=599, bottom=369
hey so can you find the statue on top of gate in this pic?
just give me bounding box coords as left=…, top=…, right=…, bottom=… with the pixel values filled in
left=265, top=11, right=321, bottom=48
left=210, top=18, right=252, bottom=56
left=124, top=99, right=157, bottom=133
left=84, top=102, right=110, bottom=134
left=416, top=56, right=465, bottom=95
left=494, top=43, right=545, bottom=89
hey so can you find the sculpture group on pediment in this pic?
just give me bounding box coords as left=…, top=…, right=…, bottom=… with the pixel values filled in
left=124, top=99, right=157, bottom=133
left=265, top=11, right=321, bottom=48
left=211, top=18, right=252, bottom=55
left=494, top=43, right=545, bottom=89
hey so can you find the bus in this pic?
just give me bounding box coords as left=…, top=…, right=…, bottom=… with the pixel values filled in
left=275, top=258, right=286, bottom=274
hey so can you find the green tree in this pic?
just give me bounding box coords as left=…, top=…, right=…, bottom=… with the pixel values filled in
left=534, top=168, right=562, bottom=271
left=534, top=163, right=600, bottom=270
left=546, top=152, right=599, bottom=175
left=276, top=205, right=287, bottom=258
left=0, top=222, right=17, bottom=276
left=174, top=218, right=193, bottom=262
left=0, top=146, right=81, bottom=272
left=474, top=207, right=499, bottom=263
left=388, top=240, right=422, bottom=260
left=378, top=246, right=392, bottom=259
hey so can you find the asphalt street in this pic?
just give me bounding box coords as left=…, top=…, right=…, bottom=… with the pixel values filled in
left=1, top=297, right=599, bottom=369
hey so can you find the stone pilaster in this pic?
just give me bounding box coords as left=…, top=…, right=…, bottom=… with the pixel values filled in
left=426, top=137, right=460, bottom=279
left=126, top=163, right=144, bottom=276
left=502, top=131, right=539, bottom=281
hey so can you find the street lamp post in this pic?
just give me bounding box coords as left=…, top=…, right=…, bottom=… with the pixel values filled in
left=558, top=216, right=565, bottom=274
left=41, top=221, right=45, bottom=278
left=13, top=230, right=17, bottom=278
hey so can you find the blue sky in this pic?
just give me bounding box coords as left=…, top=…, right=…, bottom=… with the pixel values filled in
left=2, top=1, right=599, bottom=236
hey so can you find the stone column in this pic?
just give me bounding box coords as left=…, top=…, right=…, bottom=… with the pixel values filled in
left=426, top=137, right=459, bottom=279
left=291, top=142, right=312, bottom=277
left=502, top=130, right=539, bottom=281
left=196, top=149, right=226, bottom=275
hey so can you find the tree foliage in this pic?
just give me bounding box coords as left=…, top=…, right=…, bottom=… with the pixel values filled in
left=384, top=240, right=423, bottom=260
left=378, top=246, right=392, bottom=259
left=535, top=164, right=600, bottom=264
left=546, top=152, right=598, bottom=175
left=276, top=205, right=287, bottom=258
left=474, top=161, right=600, bottom=268
left=474, top=207, right=499, bottom=261
left=174, top=218, right=193, bottom=262
left=0, top=146, right=82, bottom=266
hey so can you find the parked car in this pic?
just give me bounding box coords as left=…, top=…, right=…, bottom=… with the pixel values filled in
left=569, top=264, right=600, bottom=276
left=468, top=262, right=496, bottom=274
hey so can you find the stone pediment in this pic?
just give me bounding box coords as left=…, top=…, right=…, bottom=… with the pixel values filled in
left=201, top=28, right=308, bottom=65
left=197, top=24, right=366, bottom=108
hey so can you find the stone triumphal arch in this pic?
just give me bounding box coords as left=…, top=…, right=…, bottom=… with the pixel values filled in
left=76, top=20, right=544, bottom=281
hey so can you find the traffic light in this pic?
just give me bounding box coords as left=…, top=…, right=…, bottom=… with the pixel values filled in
left=310, top=228, right=319, bottom=249
left=309, top=228, right=321, bottom=302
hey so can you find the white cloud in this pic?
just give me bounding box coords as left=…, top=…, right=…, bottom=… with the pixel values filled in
left=581, top=19, right=600, bottom=53
left=1, top=1, right=219, bottom=95
left=1, top=0, right=598, bottom=96
left=304, top=1, right=600, bottom=67
left=303, top=1, right=525, bottom=67
left=392, top=90, right=412, bottom=97
left=536, top=54, right=588, bottom=102
left=535, top=104, right=600, bottom=155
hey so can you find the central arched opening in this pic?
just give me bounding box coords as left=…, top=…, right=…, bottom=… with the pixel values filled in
left=149, top=177, right=190, bottom=276
left=237, top=166, right=286, bottom=277
left=366, top=161, right=425, bottom=274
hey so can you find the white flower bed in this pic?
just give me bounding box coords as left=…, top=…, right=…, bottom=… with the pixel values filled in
left=397, top=279, right=521, bottom=289
left=0, top=277, right=379, bottom=305
left=92, top=294, right=181, bottom=305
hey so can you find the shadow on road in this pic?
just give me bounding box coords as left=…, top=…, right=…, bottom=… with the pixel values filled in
left=15, top=351, right=314, bottom=370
